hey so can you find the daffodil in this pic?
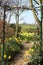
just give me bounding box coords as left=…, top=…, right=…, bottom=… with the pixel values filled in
left=31, top=49, right=34, bottom=52
left=4, top=54, right=7, bottom=59
left=9, top=38, right=12, bottom=40
left=13, top=36, right=19, bottom=42
left=29, top=48, right=32, bottom=51
left=29, top=48, right=34, bottom=52
left=24, top=58, right=29, bottom=62
left=8, top=55, right=11, bottom=60
left=25, top=50, right=30, bottom=55
left=28, top=33, right=34, bottom=37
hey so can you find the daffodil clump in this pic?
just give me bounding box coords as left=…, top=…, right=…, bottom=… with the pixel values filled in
left=20, top=32, right=34, bottom=37
left=19, top=32, right=36, bottom=42
left=30, top=42, right=41, bottom=63
left=24, top=50, right=31, bottom=63
left=13, top=36, right=19, bottom=42
left=25, top=50, right=31, bottom=56
left=24, top=48, right=36, bottom=63
left=3, top=36, right=22, bottom=61
left=24, top=41, right=40, bottom=63
left=18, top=37, right=22, bottom=42
left=8, top=36, right=21, bottom=43
left=24, top=49, right=34, bottom=63
left=29, top=48, right=34, bottom=53
left=4, top=54, right=11, bottom=60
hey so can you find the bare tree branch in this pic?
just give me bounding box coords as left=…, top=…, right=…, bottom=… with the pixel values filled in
left=33, top=0, right=39, bottom=5
left=30, top=0, right=40, bottom=27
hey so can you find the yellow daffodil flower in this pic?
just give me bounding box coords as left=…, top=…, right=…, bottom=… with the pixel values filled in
left=4, top=54, right=7, bottom=59
left=9, top=38, right=12, bottom=40
left=29, top=48, right=34, bottom=52
left=32, top=49, right=34, bottom=52
left=25, top=50, right=30, bottom=55
left=24, top=58, right=29, bottom=62
left=8, top=55, right=11, bottom=60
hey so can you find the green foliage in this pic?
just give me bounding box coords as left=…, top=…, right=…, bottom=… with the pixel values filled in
left=18, top=32, right=40, bottom=42
left=28, top=42, right=43, bottom=65
left=0, top=37, right=22, bottom=62
left=21, top=24, right=37, bottom=33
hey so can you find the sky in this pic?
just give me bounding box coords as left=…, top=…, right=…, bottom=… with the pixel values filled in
left=4, top=0, right=40, bottom=24
left=8, top=10, right=36, bottom=24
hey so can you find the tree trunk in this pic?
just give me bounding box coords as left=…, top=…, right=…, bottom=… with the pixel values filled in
left=42, top=19, right=43, bottom=44
left=30, top=0, right=43, bottom=48
left=15, top=9, right=19, bottom=37
left=40, top=0, right=43, bottom=48
left=30, top=0, right=40, bottom=27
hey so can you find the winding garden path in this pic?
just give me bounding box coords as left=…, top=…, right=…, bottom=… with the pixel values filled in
left=11, top=42, right=32, bottom=65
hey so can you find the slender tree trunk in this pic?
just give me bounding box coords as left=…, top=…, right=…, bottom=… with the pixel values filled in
left=30, top=0, right=43, bottom=48
left=40, top=0, right=43, bottom=48
left=40, top=0, right=43, bottom=46
left=30, top=0, right=40, bottom=27
left=15, top=1, right=19, bottom=37
left=41, top=1, right=43, bottom=47
left=42, top=19, right=43, bottom=44
left=15, top=9, right=19, bottom=37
